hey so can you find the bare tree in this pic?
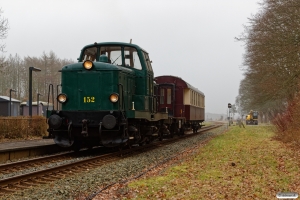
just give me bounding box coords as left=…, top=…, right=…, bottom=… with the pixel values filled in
left=237, top=0, right=300, bottom=119
left=0, top=8, right=9, bottom=74
left=0, top=8, right=9, bottom=53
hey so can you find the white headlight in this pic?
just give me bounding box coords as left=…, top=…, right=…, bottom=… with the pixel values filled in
left=57, top=93, right=67, bottom=103
left=83, top=60, right=93, bottom=70
left=109, top=93, right=119, bottom=103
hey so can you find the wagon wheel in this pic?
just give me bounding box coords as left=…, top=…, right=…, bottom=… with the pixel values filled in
left=158, top=131, right=163, bottom=141
left=192, top=126, right=196, bottom=133
left=179, top=127, right=184, bottom=136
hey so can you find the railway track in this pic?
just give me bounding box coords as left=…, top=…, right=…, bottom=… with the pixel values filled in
left=0, top=124, right=222, bottom=195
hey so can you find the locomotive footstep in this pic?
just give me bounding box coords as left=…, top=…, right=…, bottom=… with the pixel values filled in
left=54, top=134, right=74, bottom=147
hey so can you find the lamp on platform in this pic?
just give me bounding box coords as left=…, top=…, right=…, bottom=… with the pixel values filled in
left=29, top=67, right=41, bottom=117
left=9, top=89, right=16, bottom=116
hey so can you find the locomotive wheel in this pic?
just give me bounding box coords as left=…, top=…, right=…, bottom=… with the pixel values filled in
left=146, top=138, right=151, bottom=144
left=169, top=132, right=174, bottom=138
left=139, top=141, right=145, bottom=146
left=175, top=128, right=180, bottom=136
left=73, top=139, right=81, bottom=152
left=158, top=132, right=163, bottom=141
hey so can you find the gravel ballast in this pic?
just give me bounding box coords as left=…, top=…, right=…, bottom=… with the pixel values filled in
left=1, top=126, right=226, bottom=200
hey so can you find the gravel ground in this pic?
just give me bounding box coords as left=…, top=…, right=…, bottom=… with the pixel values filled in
left=1, top=125, right=227, bottom=200
left=0, top=154, right=92, bottom=180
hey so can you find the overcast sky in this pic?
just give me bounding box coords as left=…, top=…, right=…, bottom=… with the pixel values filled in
left=1, top=0, right=261, bottom=114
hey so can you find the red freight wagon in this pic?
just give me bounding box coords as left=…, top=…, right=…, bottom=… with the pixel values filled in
left=155, top=75, right=205, bottom=133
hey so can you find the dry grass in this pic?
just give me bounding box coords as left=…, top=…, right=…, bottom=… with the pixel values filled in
left=124, top=126, right=300, bottom=199
left=0, top=116, right=48, bottom=141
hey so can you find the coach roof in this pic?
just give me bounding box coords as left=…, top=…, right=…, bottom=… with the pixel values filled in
left=155, top=75, right=204, bottom=96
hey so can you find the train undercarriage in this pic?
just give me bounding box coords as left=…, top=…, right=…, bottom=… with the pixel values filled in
left=47, top=111, right=203, bottom=151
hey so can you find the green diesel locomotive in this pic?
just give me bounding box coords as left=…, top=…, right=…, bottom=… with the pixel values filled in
left=47, top=42, right=170, bottom=149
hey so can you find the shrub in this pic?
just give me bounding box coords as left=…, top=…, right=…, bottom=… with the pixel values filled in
left=273, top=93, right=300, bottom=145
left=0, top=116, right=48, bottom=140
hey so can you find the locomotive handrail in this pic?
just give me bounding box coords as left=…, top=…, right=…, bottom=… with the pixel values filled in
left=153, top=96, right=158, bottom=113
left=118, top=83, right=125, bottom=111
left=56, top=84, right=61, bottom=110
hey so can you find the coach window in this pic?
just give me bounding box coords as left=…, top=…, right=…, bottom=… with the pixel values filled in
left=199, top=95, right=201, bottom=107
left=124, top=47, right=142, bottom=70
left=194, top=92, right=195, bottom=106
left=82, top=47, right=97, bottom=61
left=200, top=96, right=202, bottom=107
left=193, top=91, right=195, bottom=106
left=160, top=89, right=164, bottom=104
left=167, top=89, right=171, bottom=104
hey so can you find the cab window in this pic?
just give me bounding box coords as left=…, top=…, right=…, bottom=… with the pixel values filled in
left=82, top=47, right=97, bottom=61
left=100, top=46, right=122, bottom=65
left=124, top=47, right=142, bottom=70
left=142, top=51, right=153, bottom=71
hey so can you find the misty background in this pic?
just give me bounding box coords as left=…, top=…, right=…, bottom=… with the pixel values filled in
left=0, top=0, right=261, bottom=118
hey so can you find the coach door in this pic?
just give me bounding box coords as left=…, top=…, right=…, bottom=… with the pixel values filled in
left=158, top=84, right=175, bottom=116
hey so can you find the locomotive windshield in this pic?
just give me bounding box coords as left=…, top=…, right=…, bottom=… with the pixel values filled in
left=124, top=46, right=142, bottom=69
left=81, top=45, right=142, bottom=70
left=142, top=51, right=153, bottom=71
left=100, top=46, right=122, bottom=65
left=82, top=47, right=97, bottom=61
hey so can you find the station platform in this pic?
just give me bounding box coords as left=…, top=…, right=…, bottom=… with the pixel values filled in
left=0, top=139, right=55, bottom=152
left=0, top=138, right=66, bottom=163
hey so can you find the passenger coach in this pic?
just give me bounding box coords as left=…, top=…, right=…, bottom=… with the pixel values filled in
left=155, top=75, right=205, bottom=134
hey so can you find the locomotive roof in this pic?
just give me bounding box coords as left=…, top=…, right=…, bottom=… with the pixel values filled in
left=82, top=42, right=148, bottom=53
left=155, top=75, right=204, bottom=96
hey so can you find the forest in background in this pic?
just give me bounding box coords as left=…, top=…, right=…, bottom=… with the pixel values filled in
left=236, top=0, right=300, bottom=143
left=0, top=52, right=74, bottom=105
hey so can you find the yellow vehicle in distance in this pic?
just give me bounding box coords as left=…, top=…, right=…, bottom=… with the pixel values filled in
left=246, top=110, right=258, bottom=125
